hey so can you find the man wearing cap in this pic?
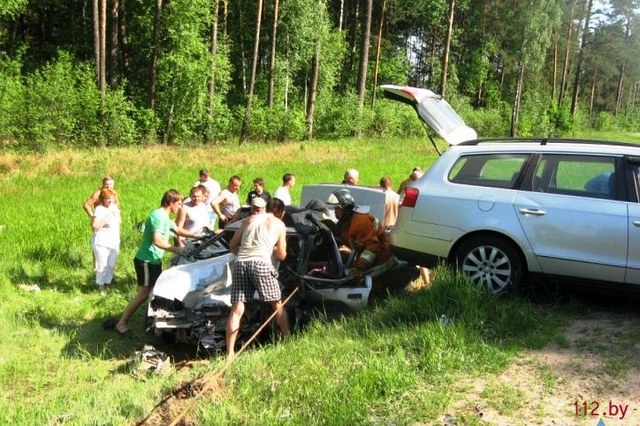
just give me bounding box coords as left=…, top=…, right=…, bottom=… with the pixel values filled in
left=327, top=188, right=392, bottom=278
left=225, top=196, right=289, bottom=359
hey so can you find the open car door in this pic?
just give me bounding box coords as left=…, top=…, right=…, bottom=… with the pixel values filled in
left=381, top=85, right=477, bottom=146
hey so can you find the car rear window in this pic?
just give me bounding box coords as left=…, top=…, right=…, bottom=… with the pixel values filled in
left=448, top=153, right=530, bottom=189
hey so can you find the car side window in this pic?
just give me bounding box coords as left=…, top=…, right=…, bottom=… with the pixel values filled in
left=449, top=154, right=529, bottom=189
left=532, top=154, right=616, bottom=199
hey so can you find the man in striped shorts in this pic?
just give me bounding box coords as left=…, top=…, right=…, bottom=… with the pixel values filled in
left=225, top=197, right=289, bottom=360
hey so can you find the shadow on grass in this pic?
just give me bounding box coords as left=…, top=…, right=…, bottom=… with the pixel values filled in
left=9, top=260, right=136, bottom=294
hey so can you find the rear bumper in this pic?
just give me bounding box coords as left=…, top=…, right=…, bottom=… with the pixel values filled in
left=390, top=245, right=443, bottom=268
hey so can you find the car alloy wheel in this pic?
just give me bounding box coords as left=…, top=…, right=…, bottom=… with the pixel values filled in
left=454, top=235, right=524, bottom=294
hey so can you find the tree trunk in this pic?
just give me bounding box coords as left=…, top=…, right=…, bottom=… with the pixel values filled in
left=615, top=63, right=626, bottom=116
left=570, top=0, right=593, bottom=116
left=511, top=62, right=524, bottom=137
left=240, top=0, right=264, bottom=142
left=558, top=0, right=575, bottom=107
left=614, top=10, right=632, bottom=116
left=109, top=0, right=120, bottom=89
left=551, top=33, right=558, bottom=101
left=99, top=0, right=106, bottom=96
left=148, top=0, right=163, bottom=110
left=119, top=0, right=131, bottom=77
left=307, top=50, right=320, bottom=140
left=268, top=0, right=280, bottom=109
left=222, top=0, right=228, bottom=37
left=356, top=0, right=372, bottom=107
left=92, top=0, right=100, bottom=87
left=338, top=0, right=345, bottom=31
left=440, top=0, right=455, bottom=98
left=370, top=0, right=386, bottom=108
left=208, top=0, right=219, bottom=118
left=589, top=68, right=597, bottom=118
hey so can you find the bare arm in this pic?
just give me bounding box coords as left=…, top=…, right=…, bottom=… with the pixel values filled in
left=173, top=226, right=200, bottom=239
left=151, top=231, right=174, bottom=251
left=211, top=192, right=227, bottom=222
left=175, top=206, right=187, bottom=229
left=273, top=221, right=287, bottom=261
left=83, top=190, right=100, bottom=218
left=175, top=206, right=188, bottom=247
left=229, top=223, right=246, bottom=255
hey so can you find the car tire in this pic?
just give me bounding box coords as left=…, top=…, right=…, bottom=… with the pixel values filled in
left=453, top=235, right=525, bottom=294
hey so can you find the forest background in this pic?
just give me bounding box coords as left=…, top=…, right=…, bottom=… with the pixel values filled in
left=0, top=0, right=639, bottom=151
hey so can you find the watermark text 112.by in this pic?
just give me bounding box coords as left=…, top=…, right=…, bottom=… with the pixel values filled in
left=573, top=400, right=629, bottom=420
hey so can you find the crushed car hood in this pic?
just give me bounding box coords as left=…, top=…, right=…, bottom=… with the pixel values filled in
left=381, top=84, right=477, bottom=145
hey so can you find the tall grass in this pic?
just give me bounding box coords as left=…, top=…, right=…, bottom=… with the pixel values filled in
left=0, top=137, right=597, bottom=424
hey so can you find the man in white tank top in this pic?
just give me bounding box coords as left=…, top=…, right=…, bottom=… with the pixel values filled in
left=226, top=197, right=289, bottom=359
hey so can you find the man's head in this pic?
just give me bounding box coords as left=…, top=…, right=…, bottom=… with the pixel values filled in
left=198, top=169, right=209, bottom=182
left=327, top=188, right=355, bottom=219
left=161, top=189, right=183, bottom=212
left=252, top=177, right=265, bottom=193
left=380, top=176, right=392, bottom=190
left=102, top=176, right=115, bottom=189
left=250, top=196, right=267, bottom=214
left=228, top=175, right=242, bottom=192
left=283, top=173, right=295, bottom=188
left=268, top=197, right=286, bottom=220
left=343, top=169, right=359, bottom=185
left=189, top=186, right=204, bottom=204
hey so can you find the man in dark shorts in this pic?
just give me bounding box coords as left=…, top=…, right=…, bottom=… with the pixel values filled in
left=225, top=197, right=289, bottom=359
left=113, top=189, right=199, bottom=336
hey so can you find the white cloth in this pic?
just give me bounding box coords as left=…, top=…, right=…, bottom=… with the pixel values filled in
left=218, top=189, right=240, bottom=220
left=195, top=177, right=221, bottom=208
left=182, top=202, right=210, bottom=233
left=93, top=245, right=118, bottom=285
left=274, top=186, right=291, bottom=206
left=93, top=205, right=121, bottom=249
left=92, top=204, right=120, bottom=286
left=236, top=213, right=277, bottom=262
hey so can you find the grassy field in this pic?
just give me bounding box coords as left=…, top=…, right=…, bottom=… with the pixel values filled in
left=0, top=134, right=637, bottom=425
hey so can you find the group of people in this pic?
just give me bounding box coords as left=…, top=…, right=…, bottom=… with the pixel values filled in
left=84, top=165, right=426, bottom=350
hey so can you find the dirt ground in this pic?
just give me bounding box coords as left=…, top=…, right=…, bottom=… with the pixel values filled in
left=442, top=300, right=640, bottom=426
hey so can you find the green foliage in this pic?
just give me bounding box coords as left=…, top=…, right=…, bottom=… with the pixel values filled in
left=0, top=0, right=28, bottom=18
left=370, top=98, right=426, bottom=138
left=594, top=111, right=620, bottom=131
left=19, top=52, right=102, bottom=150
left=154, top=0, right=213, bottom=144
left=314, top=90, right=362, bottom=138
left=0, top=52, right=23, bottom=145
left=547, top=103, right=576, bottom=136
left=243, top=102, right=307, bottom=142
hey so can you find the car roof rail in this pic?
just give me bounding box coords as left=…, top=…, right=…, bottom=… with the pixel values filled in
left=457, top=137, right=639, bottom=148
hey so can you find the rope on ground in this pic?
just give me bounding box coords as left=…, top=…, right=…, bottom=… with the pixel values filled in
left=134, top=285, right=301, bottom=426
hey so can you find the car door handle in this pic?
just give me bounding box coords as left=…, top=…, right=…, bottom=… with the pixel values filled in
left=519, top=208, right=546, bottom=216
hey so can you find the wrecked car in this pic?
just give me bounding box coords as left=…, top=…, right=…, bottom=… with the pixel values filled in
left=145, top=185, right=402, bottom=351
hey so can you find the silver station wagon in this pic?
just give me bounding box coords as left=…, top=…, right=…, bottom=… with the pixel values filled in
left=382, top=84, right=640, bottom=294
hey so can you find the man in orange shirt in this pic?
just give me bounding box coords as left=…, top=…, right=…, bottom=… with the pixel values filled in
left=326, top=188, right=394, bottom=278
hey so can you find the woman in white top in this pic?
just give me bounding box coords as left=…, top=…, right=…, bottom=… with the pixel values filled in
left=92, top=189, right=121, bottom=295
left=176, top=186, right=211, bottom=246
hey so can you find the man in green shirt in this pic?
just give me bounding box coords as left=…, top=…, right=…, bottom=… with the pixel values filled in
left=114, top=189, right=199, bottom=336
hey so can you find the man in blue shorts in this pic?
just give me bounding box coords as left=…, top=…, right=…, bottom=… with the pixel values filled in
left=225, top=197, right=290, bottom=359
left=114, top=189, right=200, bottom=336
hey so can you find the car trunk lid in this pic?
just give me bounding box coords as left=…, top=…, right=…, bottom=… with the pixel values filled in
left=381, top=84, right=477, bottom=145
